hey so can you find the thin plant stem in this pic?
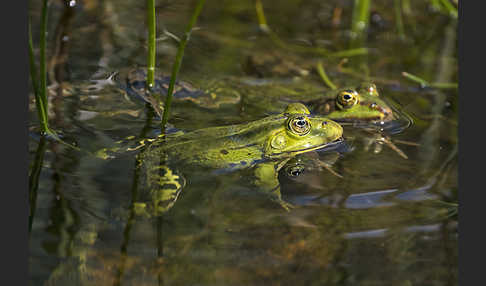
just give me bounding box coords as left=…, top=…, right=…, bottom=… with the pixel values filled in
left=402, top=72, right=458, bottom=89
left=394, top=0, right=405, bottom=39
left=113, top=107, right=154, bottom=286
left=254, top=0, right=268, bottom=32
left=402, top=72, right=429, bottom=87
left=316, top=61, right=337, bottom=90
left=146, top=0, right=156, bottom=89
left=438, top=0, right=458, bottom=19
left=29, top=20, right=49, bottom=133
left=161, top=0, right=206, bottom=131
left=328, top=48, right=369, bottom=58
left=28, top=22, right=40, bottom=98
left=40, top=0, right=49, bottom=117
left=351, top=0, right=370, bottom=40
left=255, top=0, right=367, bottom=57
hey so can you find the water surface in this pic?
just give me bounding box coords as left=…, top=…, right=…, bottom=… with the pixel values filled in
left=29, top=1, right=458, bottom=285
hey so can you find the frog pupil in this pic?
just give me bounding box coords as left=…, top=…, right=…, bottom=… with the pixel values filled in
left=290, top=169, right=302, bottom=176
left=296, top=118, right=307, bottom=127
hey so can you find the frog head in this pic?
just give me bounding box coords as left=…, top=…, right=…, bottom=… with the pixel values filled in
left=322, top=83, right=394, bottom=123
left=264, top=103, right=343, bottom=159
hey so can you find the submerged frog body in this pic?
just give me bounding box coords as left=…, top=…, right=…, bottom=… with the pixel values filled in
left=121, top=68, right=241, bottom=117
left=135, top=103, right=343, bottom=215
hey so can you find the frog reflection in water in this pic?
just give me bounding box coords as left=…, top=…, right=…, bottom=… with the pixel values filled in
left=133, top=103, right=343, bottom=216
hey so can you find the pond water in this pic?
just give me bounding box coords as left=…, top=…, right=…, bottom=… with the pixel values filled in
left=28, top=1, right=458, bottom=285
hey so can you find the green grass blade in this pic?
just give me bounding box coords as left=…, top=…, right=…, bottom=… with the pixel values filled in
left=146, top=0, right=156, bottom=89
left=161, top=0, right=206, bottom=131
left=40, top=0, right=49, bottom=117
left=402, top=72, right=429, bottom=87
left=29, top=20, right=49, bottom=133
left=351, top=0, right=370, bottom=40
left=394, top=0, right=405, bottom=39
left=439, top=0, right=458, bottom=19
left=402, top=72, right=457, bottom=89
left=316, top=61, right=337, bottom=90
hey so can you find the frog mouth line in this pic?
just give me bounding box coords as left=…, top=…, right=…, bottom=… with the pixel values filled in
left=268, top=137, right=344, bottom=158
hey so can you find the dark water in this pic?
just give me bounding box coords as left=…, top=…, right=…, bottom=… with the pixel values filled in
left=29, top=1, right=457, bottom=285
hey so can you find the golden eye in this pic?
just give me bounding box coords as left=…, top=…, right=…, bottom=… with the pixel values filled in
left=288, top=116, right=311, bottom=136
left=336, top=89, right=359, bottom=109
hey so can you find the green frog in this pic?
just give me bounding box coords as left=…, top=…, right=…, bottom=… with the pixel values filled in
left=239, top=80, right=396, bottom=126
left=239, top=80, right=412, bottom=158
left=133, top=103, right=343, bottom=216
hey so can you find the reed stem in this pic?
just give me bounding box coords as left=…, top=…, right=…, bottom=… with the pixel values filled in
left=160, top=0, right=206, bottom=131
left=146, top=0, right=156, bottom=89
left=394, top=0, right=405, bottom=39
left=351, top=0, right=370, bottom=40
left=40, top=0, right=49, bottom=118
left=29, top=21, right=49, bottom=133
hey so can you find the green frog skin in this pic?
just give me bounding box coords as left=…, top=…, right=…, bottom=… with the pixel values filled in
left=135, top=103, right=344, bottom=215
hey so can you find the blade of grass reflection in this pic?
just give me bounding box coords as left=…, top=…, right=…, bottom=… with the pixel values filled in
left=29, top=136, right=47, bottom=235
left=415, top=20, right=456, bottom=184
left=50, top=142, right=77, bottom=259
left=47, top=0, right=75, bottom=88
left=114, top=105, right=155, bottom=286
left=160, top=0, right=206, bottom=132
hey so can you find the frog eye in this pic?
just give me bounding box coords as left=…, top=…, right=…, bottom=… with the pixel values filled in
left=286, top=165, right=305, bottom=177
left=288, top=116, right=311, bottom=135
left=370, top=102, right=378, bottom=109
left=336, top=89, right=359, bottom=109
left=359, top=83, right=379, bottom=96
